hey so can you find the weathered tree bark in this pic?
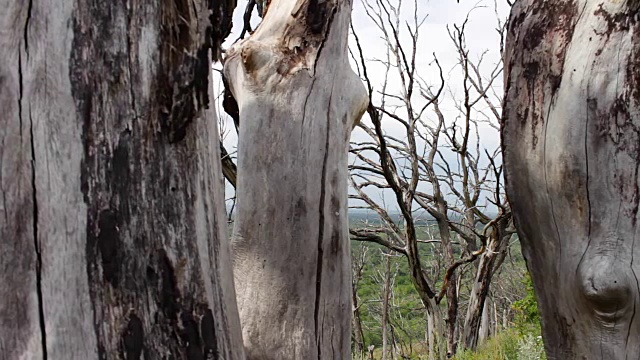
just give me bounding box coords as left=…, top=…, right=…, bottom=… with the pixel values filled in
left=223, top=0, right=368, bottom=358
left=0, top=0, right=244, bottom=358
left=352, top=244, right=367, bottom=359
left=432, top=211, right=459, bottom=357
left=426, top=303, right=446, bottom=360
left=352, top=284, right=366, bottom=358
left=477, top=297, right=491, bottom=346
left=503, top=0, right=640, bottom=358
left=462, top=219, right=511, bottom=350
left=381, top=255, right=392, bottom=360
left=502, top=309, right=508, bottom=331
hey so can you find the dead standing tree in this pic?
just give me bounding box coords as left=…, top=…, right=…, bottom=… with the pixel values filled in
left=352, top=243, right=369, bottom=358
left=349, top=0, right=513, bottom=356
left=503, top=0, right=640, bottom=358
left=0, top=0, right=244, bottom=359
left=223, top=0, right=368, bottom=358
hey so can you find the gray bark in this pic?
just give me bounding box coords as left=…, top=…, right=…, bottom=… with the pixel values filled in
left=426, top=304, right=446, bottom=360
left=478, top=297, right=490, bottom=346
left=381, top=255, right=391, bottom=360
left=352, top=283, right=365, bottom=358
left=223, top=0, right=368, bottom=358
left=352, top=245, right=367, bottom=358
left=0, top=0, right=244, bottom=358
left=462, top=220, right=511, bottom=350
left=503, top=0, right=640, bottom=358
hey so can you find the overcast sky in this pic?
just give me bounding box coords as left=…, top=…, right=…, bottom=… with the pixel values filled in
left=218, top=0, right=511, bottom=214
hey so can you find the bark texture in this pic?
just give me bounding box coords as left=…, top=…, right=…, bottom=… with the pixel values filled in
left=0, top=0, right=243, bottom=359
left=462, top=219, right=510, bottom=350
left=224, top=0, right=368, bottom=358
left=352, top=289, right=366, bottom=358
left=503, top=0, right=640, bottom=358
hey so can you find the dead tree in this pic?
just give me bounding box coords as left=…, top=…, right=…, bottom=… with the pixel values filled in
left=503, top=0, right=640, bottom=358
left=381, top=253, right=393, bottom=360
left=349, top=0, right=513, bottom=356
left=352, top=244, right=369, bottom=358
left=223, top=0, right=368, bottom=358
left=0, top=1, right=244, bottom=358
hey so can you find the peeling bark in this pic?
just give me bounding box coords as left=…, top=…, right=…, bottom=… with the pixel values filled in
left=0, top=1, right=243, bottom=359
left=224, top=0, right=368, bottom=358
left=503, top=0, right=640, bottom=358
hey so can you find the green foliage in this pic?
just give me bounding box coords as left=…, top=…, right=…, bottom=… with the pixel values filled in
left=352, top=241, right=426, bottom=348
left=454, top=329, right=520, bottom=360
left=454, top=327, right=545, bottom=360
left=350, top=213, right=546, bottom=360
left=516, top=333, right=545, bottom=360
left=454, top=273, right=546, bottom=360
left=511, top=274, right=541, bottom=331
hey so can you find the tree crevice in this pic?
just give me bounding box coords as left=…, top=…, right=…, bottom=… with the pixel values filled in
left=18, top=29, right=48, bottom=356
left=125, top=5, right=139, bottom=122
left=314, top=86, right=333, bottom=359
left=23, top=0, right=33, bottom=57
left=576, top=96, right=593, bottom=277
left=29, top=106, right=47, bottom=360
left=309, top=4, right=337, bottom=76
left=18, top=53, right=23, bottom=138
left=300, top=77, right=317, bottom=142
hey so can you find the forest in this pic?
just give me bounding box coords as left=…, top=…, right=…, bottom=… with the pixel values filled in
left=1, top=0, right=639, bottom=359
left=348, top=211, right=542, bottom=359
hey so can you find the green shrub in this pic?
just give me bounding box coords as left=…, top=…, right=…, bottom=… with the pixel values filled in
left=454, top=273, right=546, bottom=360
left=516, top=333, right=545, bottom=360
left=511, top=274, right=541, bottom=331
left=454, top=329, right=520, bottom=360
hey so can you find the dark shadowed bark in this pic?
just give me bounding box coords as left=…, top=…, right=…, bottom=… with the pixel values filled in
left=503, top=0, right=640, bottom=358
left=0, top=0, right=244, bottom=358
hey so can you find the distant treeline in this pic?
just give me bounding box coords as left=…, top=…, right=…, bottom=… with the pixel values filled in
left=348, top=209, right=498, bottom=225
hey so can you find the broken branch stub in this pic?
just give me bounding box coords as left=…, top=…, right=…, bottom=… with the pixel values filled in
left=224, top=0, right=368, bottom=358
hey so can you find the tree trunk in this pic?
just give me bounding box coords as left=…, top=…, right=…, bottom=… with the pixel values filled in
left=223, top=0, right=368, bottom=358
left=433, top=216, right=458, bottom=357
left=352, top=284, right=366, bottom=359
left=503, top=0, right=640, bottom=358
left=502, top=309, right=508, bottom=330
left=0, top=0, right=244, bottom=358
left=381, top=255, right=391, bottom=360
left=493, top=299, right=499, bottom=334
left=462, top=226, right=510, bottom=350
left=477, top=297, right=491, bottom=346
left=352, top=245, right=367, bottom=359
left=426, top=299, right=446, bottom=360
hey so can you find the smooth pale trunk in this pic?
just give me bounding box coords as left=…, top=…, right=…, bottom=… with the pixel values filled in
left=502, top=309, right=508, bottom=330
left=478, top=297, right=491, bottom=345
left=224, top=0, right=368, bottom=359
left=504, top=0, right=640, bottom=358
left=425, top=300, right=446, bottom=360
left=0, top=1, right=243, bottom=358
left=462, top=253, right=495, bottom=350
